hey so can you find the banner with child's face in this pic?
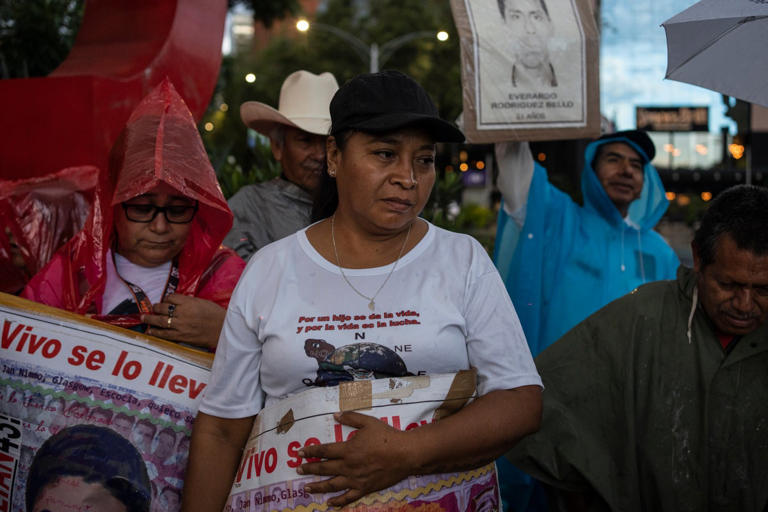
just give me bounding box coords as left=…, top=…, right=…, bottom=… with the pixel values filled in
left=0, top=293, right=211, bottom=512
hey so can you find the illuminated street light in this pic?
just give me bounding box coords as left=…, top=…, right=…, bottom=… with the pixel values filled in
left=245, top=73, right=256, bottom=83
left=295, top=19, right=447, bottom=73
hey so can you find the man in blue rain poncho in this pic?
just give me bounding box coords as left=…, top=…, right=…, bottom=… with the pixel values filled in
left=493, top=130, right=680, bottom=511
left=494, top=130, right=679, bottom=357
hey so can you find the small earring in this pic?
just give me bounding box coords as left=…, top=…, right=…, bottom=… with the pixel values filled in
left=328, top=168, right=336, bottom=177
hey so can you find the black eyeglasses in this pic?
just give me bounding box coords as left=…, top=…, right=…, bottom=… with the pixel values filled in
left=121, top=202, right=198, bottom=224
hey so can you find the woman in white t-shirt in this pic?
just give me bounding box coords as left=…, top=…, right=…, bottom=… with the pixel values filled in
left=183, top=71, right=543, bottom=510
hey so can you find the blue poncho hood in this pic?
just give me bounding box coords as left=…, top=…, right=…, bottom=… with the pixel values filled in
left=581, top=136, right=669, bottom=230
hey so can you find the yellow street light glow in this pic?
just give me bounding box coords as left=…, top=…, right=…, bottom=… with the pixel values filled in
left=537, top=152, right=546, bottom=162
left=296, top=19, right=310, bottom=32
left=663, top=143, right=674, bottom=153
left=204, top=122, right=214, bottom=132
left=459, top=150, right=468, bottom=162
left=245, top=73, right=256, bottom=83
left=220, top=103, right=229, bottom=112
left=672, top=148, right=681, bottom=157
left=476, top=161, right=485, bottom=170
left=437, top=31, right=449, bottom=42
left=459, top=163, right=469, bottom=172
left=665, top=192, right=676, bottom=201
left=729, top=143, right=745, bottom=160
left=695, top=144, right=708, bottom=155
left=701, top=191, right=713, bottom=201
left=677, top=194, right=690, bottom=206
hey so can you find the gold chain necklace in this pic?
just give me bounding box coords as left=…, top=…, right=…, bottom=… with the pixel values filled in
left=330, top=214, right=412, bottom=311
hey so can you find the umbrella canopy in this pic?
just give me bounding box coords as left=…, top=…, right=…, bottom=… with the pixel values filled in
left=663, top=0, right=768, bottom=107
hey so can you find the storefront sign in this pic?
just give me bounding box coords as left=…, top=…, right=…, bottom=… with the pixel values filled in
left=636, top=106, right=709, bottom=132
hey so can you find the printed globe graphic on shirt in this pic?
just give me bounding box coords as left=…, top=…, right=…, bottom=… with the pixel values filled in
left=303, top=339, right=412, bottom=387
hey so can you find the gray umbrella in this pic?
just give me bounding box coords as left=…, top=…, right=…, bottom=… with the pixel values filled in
left=663, top=0, right=768, bottom=107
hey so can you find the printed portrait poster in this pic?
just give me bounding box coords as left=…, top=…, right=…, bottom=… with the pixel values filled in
left=0, top=293, right=212, bottom=512
left=451, top=0, right=600, bottom=142
left=225, top=370, right=500, bottom=512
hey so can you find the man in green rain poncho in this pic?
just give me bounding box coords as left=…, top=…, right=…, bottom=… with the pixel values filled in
left=508, top=184, right=768, bottom=511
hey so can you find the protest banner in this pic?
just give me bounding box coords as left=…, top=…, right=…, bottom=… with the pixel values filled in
left=0, top=292, right=212, bottom=512
left=225, top=370, right=500, bottom=511
left=451, top=0, right=600, bottom=142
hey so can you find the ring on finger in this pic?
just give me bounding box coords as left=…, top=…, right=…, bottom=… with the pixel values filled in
left=167, top=303, right=176, bottom=318
left=167, top=316, right=173, bottom=328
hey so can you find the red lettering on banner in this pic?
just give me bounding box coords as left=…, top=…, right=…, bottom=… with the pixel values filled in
left=68, top=345, right=87, bottom=365
left=1, top=321, right=61, bottom=358
left=236, top=447, right=255, bottom=483
left=67, top=346, right=105, bottom=370
left=334, top=424, right=360, bottom=442
left=158, top=363, right=173, bottom=388
left=148, top=360, right=163, bottom=385
left=286, top=441, right=302, bottom=468
left=264, top=448, right=278, bottom=473
left=0, top=469, right=10, bottom=498
left=0, top=451, right=13, bottom=508
left=111, top=350, right=142, bottom=380
left=303, top=437, right=320, bottom=463
left=248, top=447, right=277, bottom=478
left=112, top=350, right=127, bottom=376
left=1, top=321, right=26, bottom=349
left=285, top=437, right=322, bottom=469
left=238, top=448, right=279, bottom=481
left=149, top=362, right=207, bottom=398
left=188, top=379, right=205, bottom=399
left=378, top=416, right=402, bottom=430
left=169, top=375, right=186, bottom=393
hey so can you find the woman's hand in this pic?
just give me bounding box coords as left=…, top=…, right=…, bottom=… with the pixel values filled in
left=299, top=387, right=541, bottom=508
left=142, top=294, right=226, bottom=349
left=298, top=411, right=413, bottom=507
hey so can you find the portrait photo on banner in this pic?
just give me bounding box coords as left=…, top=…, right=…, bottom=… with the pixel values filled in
left=471, top=0, right=587, bottom=129
left=450, top=0, right=600, bottom=142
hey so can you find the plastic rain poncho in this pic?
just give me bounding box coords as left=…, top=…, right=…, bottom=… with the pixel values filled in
left=0, top=166, right=98, bottom=294
left=23, top=79, right=245, bottom=328
left=493, top=136, right=680, bottom=358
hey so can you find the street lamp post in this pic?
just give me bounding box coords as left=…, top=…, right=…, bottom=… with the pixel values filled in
left=296, top=20, right=448, bottom=73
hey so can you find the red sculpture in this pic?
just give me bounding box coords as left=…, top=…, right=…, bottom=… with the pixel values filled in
left=0, top=0, right=227, bottom=180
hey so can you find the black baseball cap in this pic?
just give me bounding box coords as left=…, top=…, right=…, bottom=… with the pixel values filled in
left=597, top=129, right=656, bottom=162
left=330, top=70, right=465, bottom=143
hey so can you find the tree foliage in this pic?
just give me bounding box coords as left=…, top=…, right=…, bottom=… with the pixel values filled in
left=229, top=0, right=298, bottom=28
left=240, top=0, right=462, bottom=122
left=0, top=0, right=84, bottom=78
left=203, top=0, right=464, bottom=198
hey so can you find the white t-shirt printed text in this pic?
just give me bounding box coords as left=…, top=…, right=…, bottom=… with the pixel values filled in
left=200, top=222, right=542, bottom=418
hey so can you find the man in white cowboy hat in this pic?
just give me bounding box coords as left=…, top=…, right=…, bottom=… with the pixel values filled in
left=223, top=70, right=339, bottom=259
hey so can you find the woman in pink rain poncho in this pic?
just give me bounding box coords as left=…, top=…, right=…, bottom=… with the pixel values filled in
left=24, top=79, right=245, bottom=349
